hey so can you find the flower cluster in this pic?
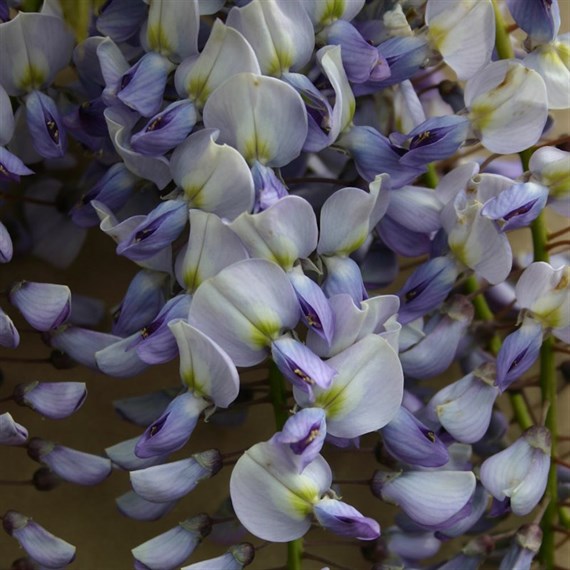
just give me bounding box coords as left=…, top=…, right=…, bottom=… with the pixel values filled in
left=0, top=0, right=568, bottom=569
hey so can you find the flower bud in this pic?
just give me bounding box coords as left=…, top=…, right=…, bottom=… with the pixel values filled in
left=0, top=412, right=28, bottom=445
left=372, top=470, right=476, bottom=528
left=480, top=426, right=551, bottom=516
left=499, top=523, right=542, bottom=570
left=27, top=438, right=112, bottom=486
left=132, top=514, right=211, bottom=570
left=2, top=510, right=76, bottom=568
left=9, top=281, right=71, bottom=332
left=14, top=381, right=86, bottom=420
left=130, top=449, right=222, bottom=503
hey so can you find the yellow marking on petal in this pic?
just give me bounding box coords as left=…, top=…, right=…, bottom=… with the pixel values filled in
left=181, top=370, right=206, bottom=398
left=19, top=65, right=45, bottom=92
left=243, top=137, right=272, bottom=165
left=288, top=482, right=320, bottom=516
left=315, top=383, right=347, bottom=419
left=249, top=316, right=282, bottom=348
left=320, top=0, right=345, bottom=26
left=428, top=24, right=448, bottom=51
left=469, top=65, right=530, bottom=131
left=266, top=50, right=293, bottom=77
left=187, top=76, right=210, bottom=107
left=147, top=24, right=172, bottom=57
left=542, top=161, right=570, bottom=199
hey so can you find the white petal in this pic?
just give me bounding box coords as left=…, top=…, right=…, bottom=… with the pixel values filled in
left=297, top=335, right=403, bottom=438
left=169, top=320, right=239, bottom=408
left=524, top=35, right=570, bottom=110
left=188, top=259, right=300, bottom=366
left=229, top=196, right=318, bottom=270
left=318, top=186, right=379, bottom=256
left=176, top=210, right=248, bottom=292
left=202, top=72, right=308, bottom=167
left=226, top=0, right=314, bottom=76
left=426, top=0, right=495, bottom=80
left=465, top=60, right=548, bottom=154
left=170, top=128, right=254, bottom=220
left=230, top=442, right=332, bottom=542
left=145, top=0, right=200, bottom=62
left=175, top=19, right=260, bottom=106
left=0, top=12, right=74, bottom=95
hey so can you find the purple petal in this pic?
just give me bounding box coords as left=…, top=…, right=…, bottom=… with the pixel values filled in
left=313, top=498, right=380, bottom=540
left=25, top=91, right=67, bottom=158
left=0, top=412, right=28, bottom=445
left=9, top=282, right=71, bottom=332
left=2, top=511, right=76, bottom=569
left=134, top=392, right=208, bottom=458
left=14, top=381, right=87, bottom=420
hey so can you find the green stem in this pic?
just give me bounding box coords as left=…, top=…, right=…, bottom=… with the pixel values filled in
left=489, top=6, right=559, bottom=564
left=491, top=0, right=515, bottom=60
left=268, top=363, right=303, bottom=570
left=540, top=336, right=558, bottom=568
left=465, top=276, right=534, bottom=429
left=422, top=163, right=439, bottom=189
left=287, top=539, right=303, bottom=570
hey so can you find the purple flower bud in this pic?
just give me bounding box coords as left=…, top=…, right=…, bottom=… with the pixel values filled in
left=251, top=161, right=288, bottom=212
left=71, top=162, right=138, bottom=228
left=499, top=523, right=542, bottom=570
left=134, top=392, right=209, bottom=458
left=427, top=363, right=500, bottom=444
left=387, top=528, right=441, bottom=561
left=0, top=307, right=19, bottom=348
left=13, top=381, right=87, bottom=420
left=105, top=437, right=168, bottom=471
left=116, top=52, right=170, bottom=117
left=275, top=408, right=326, bottom=471
left=393, top=116, right=470, bottom=167
left=0, top=412, right=28, bottom=445
left=49, top=326, right=120, bottom=370
left=0, top=147, right=34, bottom=183
left=96, top=0, right=148, bottom=43
left=381, top=406, right=449, bottom=468
left=324, top=20, right=390, bottom=83
left=9, top=281, right=71, bottom=332
left=480, top=426, right=551, bottom=516
left=115, top=490, right=176, bottom=521
left=338, top=125, right=424, bottom=188
left=111, top=270, right=166, bottom=337
left=398, top=256, right=458, bottom=325
left=2, top=511, right=76, bottom=569
left=372, top=470, right=476, bottom=528
left=27, top=438, right=112, bottom=486
left=113, top=388, right=177, bottom=427
left=0, top=221, right=13, bottom=263
left=496, top=318, right=543, bottom=391
left=322, top=255, right=368, bottom=305
left=400, top=295, right=474, bottom=379
left=131, top=514, right=211, bottom=570
left=435, top=484, right=489, bottom=539
left=116, top=200, right=188, bottom=261
left=271, top=336, right=336, bottom=399
left=505, top=0, right=560, bottom=46
left=131, top=100, right=197, bottom=156
left=288, top=269, right=334, bottom=345
left=25, top=91, right=67, bottom=158
left=181, top=543, right=255, bottom=570
left=481, top=182, right=549, bottom=232
left=130, top=449, right=222, bottom=503
left=354, top=35, right=428, bottom=94
left=130, top=293, right=192, bottom=365
left=313, top=497, right=380, bottom=540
